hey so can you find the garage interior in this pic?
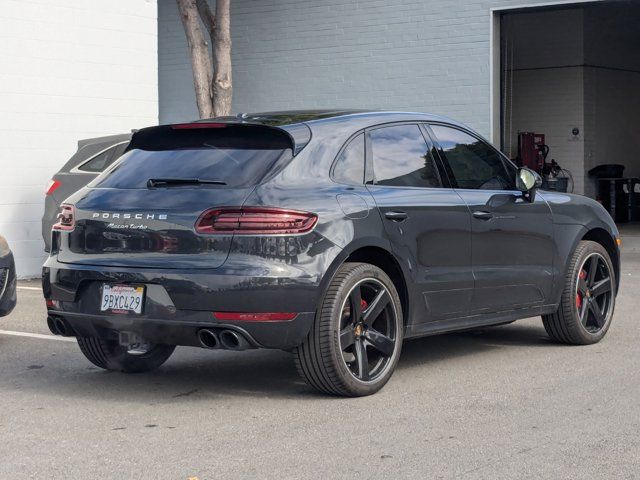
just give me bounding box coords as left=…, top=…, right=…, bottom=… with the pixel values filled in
left=498, top=1, right=640, bottom=223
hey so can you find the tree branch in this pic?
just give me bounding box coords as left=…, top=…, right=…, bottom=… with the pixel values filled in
left=176, top=0, right=214, bottom=118
left=212, top=0, right=232, bottom=116
left=196, top=0, right=215, bottom=37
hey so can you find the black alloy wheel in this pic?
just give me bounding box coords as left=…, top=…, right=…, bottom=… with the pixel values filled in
left=338, top=278, right=398, bottom=382
left=575, top=252, right=614, bottom=333
left=543, top=240, right=616, bottom=345
left=294, top=262, right=403, bottom=396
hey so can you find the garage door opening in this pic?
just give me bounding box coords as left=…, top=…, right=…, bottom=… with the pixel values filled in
left=494, top=1, right=640, bottom=222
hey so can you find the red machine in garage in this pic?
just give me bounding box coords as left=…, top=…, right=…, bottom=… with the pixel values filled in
left=517, top=132, right=547, bottom=172
left=517, top=132, right=572, bottom=192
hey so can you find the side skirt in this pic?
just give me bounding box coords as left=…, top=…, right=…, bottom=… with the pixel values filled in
left=404, top=303, right=557, bottom=339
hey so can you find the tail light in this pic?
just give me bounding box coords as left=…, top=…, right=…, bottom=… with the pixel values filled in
left=45, top=179, right=61, bottom=196
left=195, top=207, right=317, bottom=235
left=52, top=204, right=75, bottom=231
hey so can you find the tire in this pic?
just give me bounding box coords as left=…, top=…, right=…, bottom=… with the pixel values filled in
left=542, top=240, right=616, bottom=345
left=294, top=262, right=404, bottom=397
left=77, top=337, right=175, bottom=373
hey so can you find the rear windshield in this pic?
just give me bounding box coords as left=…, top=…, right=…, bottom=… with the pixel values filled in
left=90, top=126, right=293, bottom=189
left=91, top=148, right=291, bottom=189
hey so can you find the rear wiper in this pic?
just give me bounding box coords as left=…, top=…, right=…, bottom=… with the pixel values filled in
left=147, top=178, right=227, bottom=188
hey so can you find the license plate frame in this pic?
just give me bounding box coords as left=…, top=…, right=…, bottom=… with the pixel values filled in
left=100, top=284, right=145, bottom=315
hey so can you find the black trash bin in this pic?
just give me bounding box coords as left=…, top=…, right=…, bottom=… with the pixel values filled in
left=596, top=177, right=639, bottom=223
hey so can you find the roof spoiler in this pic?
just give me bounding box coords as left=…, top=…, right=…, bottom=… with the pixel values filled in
left=128, top=121, right=311, bottom=155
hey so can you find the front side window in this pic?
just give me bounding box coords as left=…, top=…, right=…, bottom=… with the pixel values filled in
left=370, top=124, right=441, bottom=188
left=333, top=133, right=364, bottom=184
left=430, top=125, right=515, bottom=190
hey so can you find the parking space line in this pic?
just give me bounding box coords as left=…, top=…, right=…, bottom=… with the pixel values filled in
left=0, top=329, right=75, bottom=342
left=17, top=286, right=42, bottom=291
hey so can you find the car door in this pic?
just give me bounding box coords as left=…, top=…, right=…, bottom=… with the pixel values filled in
left=365, top=123, right=473, bottom=323
left=428, top=123, right=554, bottom=313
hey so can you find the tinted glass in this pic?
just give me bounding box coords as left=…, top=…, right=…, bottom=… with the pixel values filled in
left=91, top=147, right=291, bottom=189
left=370, top=125, right=441, bottom=188
left=430, top=125, right=515, bottom=190
left=333, top=133, right=364, bottom=184
left=78, top=144, right=122, bottom=173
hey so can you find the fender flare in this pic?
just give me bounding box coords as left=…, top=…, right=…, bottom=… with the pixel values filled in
left=316, top=236, right=406, bottom=307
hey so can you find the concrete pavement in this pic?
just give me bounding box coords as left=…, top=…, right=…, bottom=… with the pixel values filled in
left=0, top=237, right=638, bottom=479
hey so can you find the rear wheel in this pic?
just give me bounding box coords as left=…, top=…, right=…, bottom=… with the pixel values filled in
left=77, top=337, right=175, bottom=373
left=294, top=262, right=403, bottom=397
left=542, top=240, right=616, bottom=345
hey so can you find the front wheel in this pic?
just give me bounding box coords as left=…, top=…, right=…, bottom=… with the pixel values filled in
left=543, top=240, right=616, bottom=345
left=294, top=262, right=404, bottom=397
left=77, top=337, right=175, bottom=373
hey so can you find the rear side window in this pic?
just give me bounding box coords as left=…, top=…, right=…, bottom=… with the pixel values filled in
left=333, top=133, right=364, bottom=184
left=78, top=143, right=127, bottom=173
left=430, top=125, right=515, bottom=190
left=91, top=127, right=292, bottom=189
left=370, top=125, right=441, bottom=188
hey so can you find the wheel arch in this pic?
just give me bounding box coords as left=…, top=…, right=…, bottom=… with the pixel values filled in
left=318, top=239, right=410, bottom=327
left=581, top=227, right=620, bottom=291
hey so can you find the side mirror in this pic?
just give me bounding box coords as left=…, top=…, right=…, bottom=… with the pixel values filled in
left=516, top=167, right=542, bottom=202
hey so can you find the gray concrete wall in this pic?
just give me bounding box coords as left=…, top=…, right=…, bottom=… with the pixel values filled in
left=503, top=7, right=586, bottom=194
left=158, top=0, right=604, bottom=138
left=1, top=0, right=158, bottom=277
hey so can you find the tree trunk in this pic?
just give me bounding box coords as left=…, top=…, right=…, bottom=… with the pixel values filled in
left=196, top=0, right=215, bottom=39
left=176, top=0, right=214, bottom=118
left=212, top=0, right=232, bottom=116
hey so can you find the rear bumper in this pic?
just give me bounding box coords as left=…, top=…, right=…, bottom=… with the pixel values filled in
left=47, top=309, right=315, bottom=350
left=42, top=254, right=330, bottom=350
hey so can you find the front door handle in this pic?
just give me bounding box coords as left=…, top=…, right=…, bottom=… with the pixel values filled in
left=473, top=210, right=493, bottom=221
left=384, top=211, right=408, bottom=222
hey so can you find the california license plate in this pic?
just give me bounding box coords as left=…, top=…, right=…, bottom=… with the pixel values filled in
left=100, top=284, right=145, bottom=314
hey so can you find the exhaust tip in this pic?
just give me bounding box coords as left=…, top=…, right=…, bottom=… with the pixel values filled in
left=47, top=316, right=59, bottom=335
left=47, top=316, right=74, bottom=337
left=219, top=330, right=249, bottom=350
left=54, top=318, right=69, bottom=336
left=197, top=329, right=219, bottom=349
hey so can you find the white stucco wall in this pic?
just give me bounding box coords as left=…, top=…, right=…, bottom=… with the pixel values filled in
left=0, top=0, right=159, bottom=278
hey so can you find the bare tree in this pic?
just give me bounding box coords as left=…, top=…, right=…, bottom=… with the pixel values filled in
left=176, top=0, right=232, bottom=118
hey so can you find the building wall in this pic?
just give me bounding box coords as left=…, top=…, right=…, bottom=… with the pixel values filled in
left=158, top=0, right=601, bottom=138
left=510, top=67, right=585, bottom=193
left=504, top=7, right=586, bottom=194
left=583, top=68, right=640, bottom=199
left=0, top=0, right=159, bottom=278
left=159, top=0, right=200, bottom=122
left=583, top=2, right=640, bottom=198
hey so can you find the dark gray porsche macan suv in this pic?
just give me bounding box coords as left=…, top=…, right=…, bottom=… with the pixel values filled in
left=43, top=111, right=620, bottom=396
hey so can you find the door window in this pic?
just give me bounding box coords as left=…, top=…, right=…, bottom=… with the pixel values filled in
left=370, top=125, right=441, bottom=188
left=430, top=125, right=515, bottom=190
left=332, top=133, right=364, bottom=184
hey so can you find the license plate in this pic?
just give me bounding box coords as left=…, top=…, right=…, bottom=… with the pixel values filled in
left=100, top=284, right=145, bottom=314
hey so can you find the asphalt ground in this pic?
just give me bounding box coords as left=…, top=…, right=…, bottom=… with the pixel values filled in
left=1, top=231, right=639, bottom=479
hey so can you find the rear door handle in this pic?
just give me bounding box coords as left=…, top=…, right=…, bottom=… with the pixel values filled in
left=472, top=210, right=493, bottom=221
left=384, top=211, right=408, bottom=222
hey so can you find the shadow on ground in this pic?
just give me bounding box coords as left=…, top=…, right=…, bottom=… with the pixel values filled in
left=1, top=320, right=555, bottom=401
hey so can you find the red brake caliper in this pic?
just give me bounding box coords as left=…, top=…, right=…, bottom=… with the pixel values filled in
left=361, top=299, right=368, bottom=312
left=576, top=269, right=587, bottom=308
